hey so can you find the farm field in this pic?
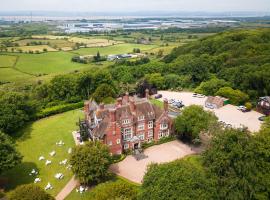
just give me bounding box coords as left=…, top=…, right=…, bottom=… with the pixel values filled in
left=2, top=109, right=84, bottom=196
left=7, top=45, right=57, bottom=53
left=68, top=37, right=122, bottom=47
left=12, top=51, right=89, bottom=75
left=72, top=43, right=158, bottom=55
left=0, top=54, right=17, bottom=67
left=0, top=68, right=33, bottom=82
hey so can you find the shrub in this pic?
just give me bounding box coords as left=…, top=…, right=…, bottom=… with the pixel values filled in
left=9, top=184, right=54, bottom=200
left=215, top=87, right=249, bottom=105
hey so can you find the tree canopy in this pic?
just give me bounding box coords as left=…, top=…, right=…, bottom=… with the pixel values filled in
left=9, top=184, right=54, bottom=200
left=69, top=141, right=111, bottom=184
left=139, top=158, right=217, bottom=200
left=174, top=105, right=218, bottom=143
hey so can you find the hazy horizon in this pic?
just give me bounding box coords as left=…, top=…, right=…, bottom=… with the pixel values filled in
left=1, top=0, right=270, bottom=13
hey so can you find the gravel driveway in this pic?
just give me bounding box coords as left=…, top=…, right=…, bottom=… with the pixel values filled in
left=110, top=140, right=199, bottom=184
left=158, top=91, right=263, bottom=132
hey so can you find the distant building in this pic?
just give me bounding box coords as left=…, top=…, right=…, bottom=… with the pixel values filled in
left=205, top=96, right=229, bottom=109
left=257, top=96, right=270, bottom=116
left=82, top=91, right=173, bottom=155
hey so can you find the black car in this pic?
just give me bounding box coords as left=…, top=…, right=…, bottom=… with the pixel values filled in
left=258, top=116, right=266, bottom=121
left=154, top=94, right=162, bottom=99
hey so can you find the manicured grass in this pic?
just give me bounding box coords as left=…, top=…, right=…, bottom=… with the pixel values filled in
left=72, top=43, right=158, bottom=55
left=0, top=54, right=17, bottom=67
left=13, top=51, right=89, bottom=75
left=0, top=68, right=33, bottom=82
left=150, top=99, right=164, bottom=108
left=2, top=109, right=84, bottom=196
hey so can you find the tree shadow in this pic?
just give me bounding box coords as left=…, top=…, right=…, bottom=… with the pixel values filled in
left=0, top=162, right=38, bottom=192
left=12, top=122, right=34, bottom=142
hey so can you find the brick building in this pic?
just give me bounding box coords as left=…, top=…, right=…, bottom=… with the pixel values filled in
left=83, top=91, right=173, bottom=154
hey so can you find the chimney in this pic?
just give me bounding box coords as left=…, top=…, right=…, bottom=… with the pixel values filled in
left=84, top=101, right=90, bottom=113
left=164, top=98, right=168, bottom=112
left=99, top=103, right=104, bottom=110
left=116, top=97, right=122, bottom=107
left=109, top=109, right=116, bottom=122
left=124, top=92, right=129, bottom=103
left=145, top=89, right=150, bottom=99
left=130, top=99, right=136, bottom=113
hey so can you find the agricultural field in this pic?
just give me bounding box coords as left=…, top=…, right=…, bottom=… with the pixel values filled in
left=7, top=45, right=57, bottom=53
left=68, top=37, right=122, bottom=47
left=0, top=68, right=33, bottom=83
left=0, top=54, right=17, bottom=67
left=2, top=109, right=84, bottom=196
left=72, top=43, right=158, bottom=55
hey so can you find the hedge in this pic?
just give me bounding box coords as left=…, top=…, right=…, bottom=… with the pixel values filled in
left=36, top=102, right=84, bottom=119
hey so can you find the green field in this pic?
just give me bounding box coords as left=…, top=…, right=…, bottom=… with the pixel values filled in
left=0, top=54, right=17, bottom=67
left=72, top=43, right=158, bottom=55
left=2, top=109, right=84, bottom=196
left=13, top=51, right=89, bottom=75
left=0, top=68, right=33, bottom=82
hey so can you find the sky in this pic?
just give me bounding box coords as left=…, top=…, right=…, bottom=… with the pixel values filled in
left=0, top=0, right=270, bottom=12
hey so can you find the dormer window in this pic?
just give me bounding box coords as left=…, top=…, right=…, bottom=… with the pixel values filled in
left=160, top=123, right=168, bottom=130
left=138, top=115, right=144, bottom=121
left=122, top=119, right=130, bottom=125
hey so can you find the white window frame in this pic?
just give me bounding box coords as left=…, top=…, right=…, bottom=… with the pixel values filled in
left=148, top=129, right=153, bottom=137
left=116, top=139, right=121, bottom=144
left=122, top=119, right=130, bottom=125
left=108, top=141, right=112, bottom=146
left=138, top=123, right=145, bottom=131
left=138, top=134, right=144, bottom=140
left=124, top=143, right=129, bottom=149
left=123, top=128, right=132, bottom=140
left=138, top=115, right=145, bottom=121
left=148, top=121, right=153, bottom=128
left=160, top=123, right=168, bottom=130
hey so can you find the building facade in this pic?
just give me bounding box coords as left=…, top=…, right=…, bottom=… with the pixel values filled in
left=83, top=92, right=172, bottom=154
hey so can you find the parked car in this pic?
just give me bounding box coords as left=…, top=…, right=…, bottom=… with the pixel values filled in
left=258, top=116, right=266, bottom=121
left=197, top=94, right=206, bottom=98
left=205, top=103, right=214, bottom=109
left=237, top=106, right=248, bottom=112
left=168, top=99, right=175, bottom=104
left=192, top=93, right=198, bottom=97
left=154, top=94, right=162, bottom=99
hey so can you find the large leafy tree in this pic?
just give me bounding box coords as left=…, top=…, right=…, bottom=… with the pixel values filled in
left=174, top=105, right=218, bottom=142
left=70, top=141, right=111, bottom=184
left=0, top=92, right=36, bottom=135
left=203, top=128, right=270, bottom=199
left=144, top=73, right=165, bottom=89
left=0, top=131, right=22, bottom=175
left=195, top=78, right=230, bottom=96
left=215, top=86, right=249, bottom=105
left=9, top=184, right=54, bottom=200
left=90, top=180, right=138, bottom=200
left=92, top=83, right=116, bottom=103
left=139, top=159, right=217, bottom=200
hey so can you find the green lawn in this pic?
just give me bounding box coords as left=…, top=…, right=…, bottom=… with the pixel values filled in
left=0, top=54, right=17, bottom=67
left=72, top=43, right=158, bottom=55
left=0, top=68, right=33, bottom=82
left=2, top=109, right=84, bottom=196
left=13, top=51, right=90, bottom=75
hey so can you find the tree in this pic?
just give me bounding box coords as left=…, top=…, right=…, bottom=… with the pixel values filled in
left=174, top=105, right=218, bottom=142
left=94, top=51, right=101, bottom=62
left=90, top=180, right=138, bottom=200
left=70, top=141, right=111, bottom=184
left=144, top=73, right=165, bottom=89
left=0, top=131, right=22, bottom=175
left=9, top=184, right=54, bottom=200
left=195, top=78, right=230, bottom=96
left=215, top=87, right=249, bottom=105
left=0, top=92, right=36, bottom=134
left=139, top=159, right=217, bottom=200
left=164, top=74, right=181, bottom=89
left=92, top=83, right=116, bottom=103
left=203, top=128, right=270, bottom=199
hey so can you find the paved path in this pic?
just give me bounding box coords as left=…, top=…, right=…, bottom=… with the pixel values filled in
left=110, top=140, right=200, bottom=183
left=55, top=132, right=80, bottom=200
left=55, top=176, right=79, bottom=200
